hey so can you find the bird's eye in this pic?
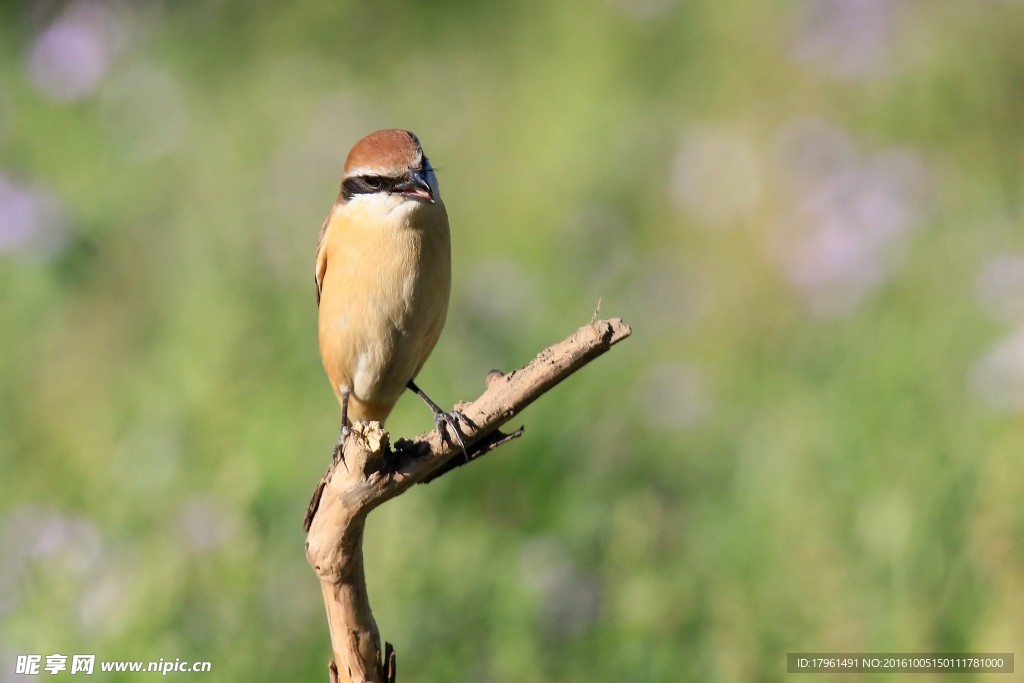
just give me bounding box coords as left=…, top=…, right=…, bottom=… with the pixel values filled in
left=341, top=175, right=393, bottom=200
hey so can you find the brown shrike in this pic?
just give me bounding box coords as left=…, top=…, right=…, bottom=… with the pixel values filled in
left=315, top=129, right=463, bottom=454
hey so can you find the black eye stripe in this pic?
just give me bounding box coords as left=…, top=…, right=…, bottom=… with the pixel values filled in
left=342, top=175, right=399, bottom=201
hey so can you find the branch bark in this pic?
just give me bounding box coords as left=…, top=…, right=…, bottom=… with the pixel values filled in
left=304, top=317, right=632, bottom=682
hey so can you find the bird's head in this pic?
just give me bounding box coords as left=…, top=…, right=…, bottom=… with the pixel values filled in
left=339, top=129, right=441, bottom=207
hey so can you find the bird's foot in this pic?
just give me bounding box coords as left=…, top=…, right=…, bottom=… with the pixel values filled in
left=332, top=425, right=351, bottom=469
left=406, top=380, right=473, bottom=460
left=433, top=409, right=470, bottom=460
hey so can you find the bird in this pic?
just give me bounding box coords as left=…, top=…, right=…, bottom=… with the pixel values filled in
left=315, top=129, right=464, bottom=459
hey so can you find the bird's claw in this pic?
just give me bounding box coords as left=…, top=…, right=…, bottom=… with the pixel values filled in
left=332, top=425, right=351, bottom=469
left=434, top=409, right=469, bottom=459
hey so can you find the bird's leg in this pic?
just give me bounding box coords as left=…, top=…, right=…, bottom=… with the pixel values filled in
left=333, top=386, right=351, bottom=468
left=406, top=379, right=469, bottom=458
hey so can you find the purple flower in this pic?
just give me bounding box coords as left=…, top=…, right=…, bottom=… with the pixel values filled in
left=26, top=1, right=132, bottom=102
left=791, top=0, right=899, bottom=79
left=770, top=119, right=931, bottom=317
left=0, top=174, right=69, bottom=259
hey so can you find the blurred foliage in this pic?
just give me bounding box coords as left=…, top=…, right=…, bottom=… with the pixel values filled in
left=2, top=0, right=1024, bottom=681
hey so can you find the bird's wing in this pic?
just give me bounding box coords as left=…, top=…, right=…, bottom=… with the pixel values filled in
left=314, top=210, right=334, bottom=307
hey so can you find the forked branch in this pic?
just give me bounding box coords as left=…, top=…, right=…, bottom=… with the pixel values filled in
left=304, top=318, right=631, bottom=682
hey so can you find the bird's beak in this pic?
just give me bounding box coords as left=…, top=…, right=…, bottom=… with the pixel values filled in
left=395, top=169, right=435, bottom=204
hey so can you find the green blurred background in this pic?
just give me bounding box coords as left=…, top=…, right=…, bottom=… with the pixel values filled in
left=2, top=1, right=1023, bottom=681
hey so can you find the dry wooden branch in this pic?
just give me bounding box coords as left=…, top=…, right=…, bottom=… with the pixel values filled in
left=304, top=317, right=631, bottom=682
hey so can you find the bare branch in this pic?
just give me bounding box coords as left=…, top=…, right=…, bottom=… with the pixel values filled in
left=304, top=318, right=631, bottom=682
